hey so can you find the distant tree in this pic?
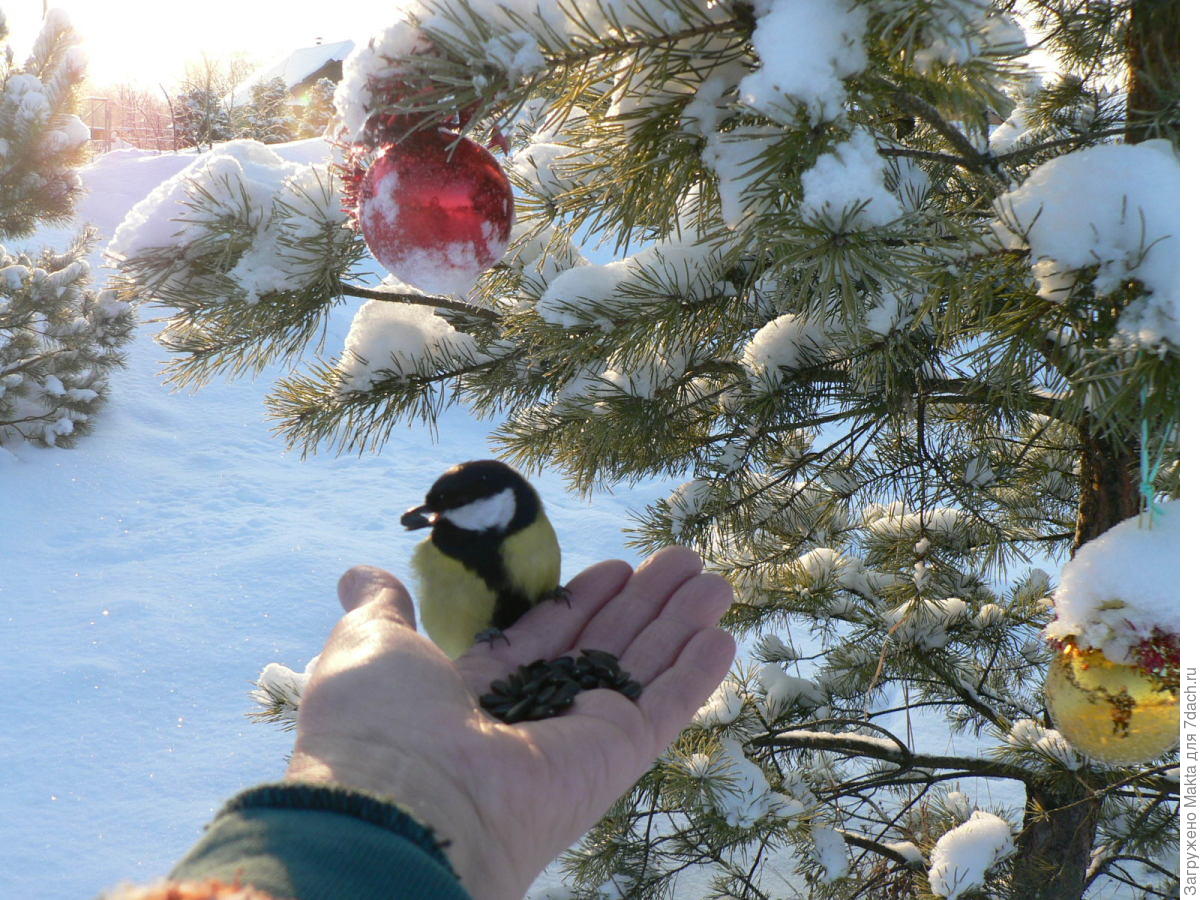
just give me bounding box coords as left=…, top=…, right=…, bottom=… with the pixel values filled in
left=0, top=10, right=134, bottom=449
left=113, top=83, right=173, bottom=150
left=296, top=76, right=336, bottom=139
left=235, top=76, right=295, bottom=144
left=172, top=85, right=232, bottom=151
left=172, top=55, right=252, bottom=151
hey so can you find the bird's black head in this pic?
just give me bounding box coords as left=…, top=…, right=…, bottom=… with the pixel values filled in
left=401, top=459, right=540, bottom=534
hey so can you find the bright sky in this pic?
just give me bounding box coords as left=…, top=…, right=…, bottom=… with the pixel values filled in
left=4, top=1, right=398, bottom=88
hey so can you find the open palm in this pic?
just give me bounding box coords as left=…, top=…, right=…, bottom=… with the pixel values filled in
left=287, top=547, right=736, bottom=900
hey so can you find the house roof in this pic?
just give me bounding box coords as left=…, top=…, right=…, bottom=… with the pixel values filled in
left=231, top=40, right=355, bottom=106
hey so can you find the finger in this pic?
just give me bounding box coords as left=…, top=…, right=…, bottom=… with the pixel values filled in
left=337, top=565, right=415, bottom=627
left=618, top=572, right=733, bottom=684
left=499, top=559, right=633, bottom=658
left=571, top=546, right=704, bottom=657
left=637, top=627, right=737, bottom=749
left=455, top=559, right=633, bottom=691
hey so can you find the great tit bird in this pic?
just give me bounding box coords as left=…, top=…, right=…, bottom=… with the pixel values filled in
left=401, top=459, right=563, bottom=659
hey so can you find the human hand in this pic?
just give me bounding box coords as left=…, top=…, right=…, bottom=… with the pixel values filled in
left=285, top=547, right=736, bottom=900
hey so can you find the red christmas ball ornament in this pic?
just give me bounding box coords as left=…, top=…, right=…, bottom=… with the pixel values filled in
left=357, top=129, right=513, bottom=295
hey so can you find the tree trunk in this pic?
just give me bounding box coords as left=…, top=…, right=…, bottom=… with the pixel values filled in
left=1011, top=780, right=1104, bottom=899
left=1125, top=0, right=1179, bottom=145
left=1073, top=430, right=1140, bottom=550
left=1010, top=4, right=1176, bottom=892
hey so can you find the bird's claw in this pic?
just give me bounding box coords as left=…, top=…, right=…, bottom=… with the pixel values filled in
left=545, top=585, right=572, bottom=607
left=474, top=626, right=511, bottom=649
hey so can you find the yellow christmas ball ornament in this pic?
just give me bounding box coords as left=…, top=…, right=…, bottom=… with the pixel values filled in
left=1045, top=644, right=1179, bottom=766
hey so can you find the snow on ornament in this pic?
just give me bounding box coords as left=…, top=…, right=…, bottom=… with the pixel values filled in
left=1042, top=501, right=1180, bottom=765
left=357, top=129, right=513, bottom=296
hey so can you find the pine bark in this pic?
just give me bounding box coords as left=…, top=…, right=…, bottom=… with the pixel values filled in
left=1125, top=0, right=1179, bottom=145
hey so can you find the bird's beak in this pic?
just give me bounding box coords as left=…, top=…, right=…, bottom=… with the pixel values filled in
left=401, top=504, right=436, bottom=530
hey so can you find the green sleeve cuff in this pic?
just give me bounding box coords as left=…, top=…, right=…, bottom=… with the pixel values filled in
left=170, top=782, right=471, bottom=900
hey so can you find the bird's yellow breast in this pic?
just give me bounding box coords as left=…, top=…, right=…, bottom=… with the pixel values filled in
left=412, top=511, right=560, bottom=659
left=500, top=511, right=561, bottom=604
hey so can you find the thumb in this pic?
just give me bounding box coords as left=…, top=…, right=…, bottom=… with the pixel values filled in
left=337, top=565, right=415, bottom=626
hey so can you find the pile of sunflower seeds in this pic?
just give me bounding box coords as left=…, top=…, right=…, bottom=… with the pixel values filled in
left=479, top=649, right=643, bottom=723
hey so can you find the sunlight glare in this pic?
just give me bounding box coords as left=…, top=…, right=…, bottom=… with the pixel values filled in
left=4, top=0, right=394, bottom=88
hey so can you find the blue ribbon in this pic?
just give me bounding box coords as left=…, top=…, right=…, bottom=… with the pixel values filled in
left=1139, top=386, right=1166, bottom=524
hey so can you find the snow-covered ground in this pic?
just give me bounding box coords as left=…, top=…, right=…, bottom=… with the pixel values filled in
left=0, top=140, right=668, bottom=898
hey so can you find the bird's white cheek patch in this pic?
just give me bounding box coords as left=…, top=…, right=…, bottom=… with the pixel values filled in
left=443, top=487, right=517, bottom=532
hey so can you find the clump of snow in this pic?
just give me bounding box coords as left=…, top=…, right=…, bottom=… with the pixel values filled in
left=784, top=544, right=892, bottom=600
left=228, top=164, right=348, bottom=303
left=42, top=114, right=90, bottom=153
left=706, top=737, right=773, bottom=827
left=334, top=20, right=428, bottom=143
left=597, top=346, right=690, bottom=399
left=681, top=57, right=750, bottom=137
left=537, top=236, right=715, bottom=329
left=1044, top=501, right=1180, bottom=665
left=793, top=546, right=845, bottom=585
left=701, top=127, right=779, bottom=228
left=885, top=155, right=933, bottom=212
left=336, top=0, right=733, bottom=143
left=912, top=2, right=1026, bottom=74
left=503, top=215, right=588, bottom=282
left=754, top=633, right=797, bottom=662
left=973, top=603, right=1006, bottom=628
left=665, top=479, right=711, bottom=537
left=700, top=737, right=811, bottom=827
left=1005, top=718, right=1081, bottom=769
left=481, top=31, right=546, bottom=82
left=249, top=656, right=320, bottom=726
left=680, top=751, right=714, bottom=779
left=757, top=662, right=825, bottom=716
left=885, top=840, right=926, bottom=866
left=738, top=0, right=868, bottom=123
left=993, top=141, right=1179, bottom=347
left=809, top=823, right=849, bottom=882
left=780, top=769, right=820, bottom=809
left=792, top=546, right=872, bottom=597
left=962, top=454, right=995, bottom=487
left=944, top=790, right=973, bottom=822
left=989, top=102, right=1032, bottom=154
left=694, top=677, right=744, bottom=726
left=863, top=290, right=917, bottom=335
left=886, top=597, right=970, bottom=649
left=863, top=502, right=969, bottom=549
left=740, top=313, right=829, bottom=382
left=927, top=810, right=1015, bottom=900
left=715, top=441, right=747, bottom=471
left=801, top=129, right=903, bottom=228
left=336, top=299, right=481, bottom=392
left=508, top=139, right=576, bottom=198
